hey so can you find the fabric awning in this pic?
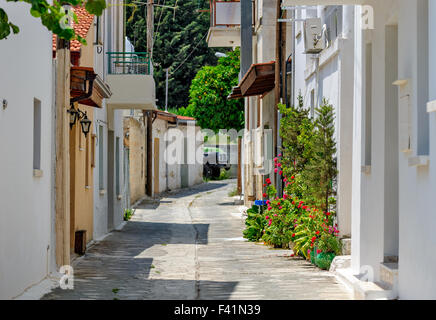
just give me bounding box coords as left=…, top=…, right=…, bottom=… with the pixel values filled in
left=228, top=61, right=275, bottom=100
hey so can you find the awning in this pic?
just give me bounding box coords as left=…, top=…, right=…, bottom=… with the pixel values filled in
left=228, top=61, right=275, bottom=100
left=70, top=67, right=112, bottom=108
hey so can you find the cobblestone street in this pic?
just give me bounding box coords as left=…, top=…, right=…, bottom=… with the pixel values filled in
left=43, top=180, right=351, bottom=300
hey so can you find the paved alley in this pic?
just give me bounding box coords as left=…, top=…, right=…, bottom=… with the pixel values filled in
left=43, top=180, right=351, bottom=300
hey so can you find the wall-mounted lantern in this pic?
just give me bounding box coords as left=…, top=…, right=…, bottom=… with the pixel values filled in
left=67, top=103, right=92, bottom=137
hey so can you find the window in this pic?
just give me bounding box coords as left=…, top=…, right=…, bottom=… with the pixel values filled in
left=94, top=16, right=103, bottom=45
left=33, top=98, right=41, bottom=171
left=99, top=125, right=104, bottom=190
left=115, top=137, right=120, bottom=195
left=91, top=134, right=96, bottom=168
left=322, top=6, right=343, bottom=46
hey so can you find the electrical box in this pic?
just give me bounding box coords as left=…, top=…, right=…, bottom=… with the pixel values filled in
left=304, top=18, right=325, bottom=54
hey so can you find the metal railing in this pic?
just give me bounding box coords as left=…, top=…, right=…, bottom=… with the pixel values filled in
left=107, top=52, right=152, bottom=75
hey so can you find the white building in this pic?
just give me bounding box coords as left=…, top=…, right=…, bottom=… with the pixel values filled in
left=292, top=5, right=355, bottom=238
left=286, top=0, right=436, bottom=299
left=0, top=2, right=55, bottom=299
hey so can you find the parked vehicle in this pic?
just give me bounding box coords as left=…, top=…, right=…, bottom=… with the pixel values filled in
left=203, top=147, right=231, bottom=178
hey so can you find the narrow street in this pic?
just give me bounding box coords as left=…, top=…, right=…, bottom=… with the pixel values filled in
left=42, top=180, right=350, bottom=300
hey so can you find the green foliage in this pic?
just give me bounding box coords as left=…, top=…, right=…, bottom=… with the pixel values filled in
left=243, top=205, right=267, bottom=242
left=245, top=97, right=340, bottom=269
left=314, top=252, right=336, bottom=270
left=188, top=48, right=244, bottom=131
left=123, top=208, right=135, bottom=221
left=304, top=99, right=337, bottom=210
left=0, top=0, right=106, bottom=42
left=126, top=0, right=220, bottom=110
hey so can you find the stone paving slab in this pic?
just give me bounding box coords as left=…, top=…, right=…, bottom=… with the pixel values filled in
left=42, top=180, right=351, bottom=300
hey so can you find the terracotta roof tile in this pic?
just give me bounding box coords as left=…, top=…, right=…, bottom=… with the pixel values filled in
left=177, top=115, right=196, bottom=121
left=52, top=6, right=94, bottom=52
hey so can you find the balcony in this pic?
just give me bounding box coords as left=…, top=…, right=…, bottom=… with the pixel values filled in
left=207, top=0, right=248, bottom=47
left=105, top=52, right=156, bottom=110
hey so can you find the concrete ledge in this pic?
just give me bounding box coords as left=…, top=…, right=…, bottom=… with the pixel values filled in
left=334, top=268, right=395, bottom=300
left=408, top=156, right=429, bottom=167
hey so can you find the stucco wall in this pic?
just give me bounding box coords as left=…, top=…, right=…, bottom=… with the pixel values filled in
left=0, top=3, right=54, bottom=299
left=124, top=117, right=146, bottom=204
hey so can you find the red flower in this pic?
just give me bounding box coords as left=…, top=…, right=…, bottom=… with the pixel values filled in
left=292, top=233, right=295, bottom=238
left=279, top=171, right=283, bottom=175
left=316, top=231, right=320, bottom=235
left=311, top=236, right=316, bottom=243
left=291, top=176, right=295, bottom=180
left=263, top=193, right=267, bottom=198
left=317, top=249, right=322, bottom=254
left=326, top=212, right=331, bottom=216
left=266, top=178, right=271, bottom=185
left=290, top=254, right=295, bottom=257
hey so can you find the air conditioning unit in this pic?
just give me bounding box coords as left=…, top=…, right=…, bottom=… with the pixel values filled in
left=304, top=18, right=325, bottom=54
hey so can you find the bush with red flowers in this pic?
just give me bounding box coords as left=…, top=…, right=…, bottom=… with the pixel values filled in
left=247, top=97, right=341, bottom=269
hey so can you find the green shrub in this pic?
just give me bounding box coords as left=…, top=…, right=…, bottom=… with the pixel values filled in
left=123, top=208, right=135, bottom=221
left=243, top=205, right=267, bottom=242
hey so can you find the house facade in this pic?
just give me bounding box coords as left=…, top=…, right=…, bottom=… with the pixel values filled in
left=0, top=2, right=55, bottom=299
left=124, top=110, right=203, bottom=204
left=0, top=3, right=156, bottom=299
left=284, top=0, right=436, bottom=299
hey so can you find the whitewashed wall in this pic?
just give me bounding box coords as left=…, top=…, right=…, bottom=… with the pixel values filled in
left=351, top=0, right=436, bottom=299
left=0, top=2, right=54, bottom=299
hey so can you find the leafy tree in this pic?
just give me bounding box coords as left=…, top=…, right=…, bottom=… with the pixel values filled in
left=0, top=0, right=106, bottom=43
left=279, top=94, right=315, bottom=200
left=126, top=0, right=221, bottom=109
left=187, top=48, right=244, bottom=132
left=304, top=99, right=337, bottom=210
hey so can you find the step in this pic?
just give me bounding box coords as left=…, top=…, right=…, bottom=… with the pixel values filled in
left=335, top=268, right=396, bottom=300
left=379, top=262, right=398, bottom=298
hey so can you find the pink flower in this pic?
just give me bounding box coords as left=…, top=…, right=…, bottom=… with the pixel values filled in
left=274, top=157, right=278, bottom=163
left=268, top=207, right=272, bottom=211
left=279, top=206, right=283, bottom=210
left=278, top=153, right=282, bottom=157
left=279, top=171, right=283, bottom=175
left=268, top=220, right=272, bottom=226
left=273, top=214, right=278, bottom=217
left=265, top=216, right=270, bottom=220
left=274, top=168, right=278, bottom=173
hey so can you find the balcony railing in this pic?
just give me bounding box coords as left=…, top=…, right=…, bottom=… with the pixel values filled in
left=107, top=52, right=152, bottom=75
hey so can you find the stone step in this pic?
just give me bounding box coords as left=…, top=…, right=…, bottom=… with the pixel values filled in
left=379, top=262, right=398, bottom=297
left=335, top=268, right=396, bottom=300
